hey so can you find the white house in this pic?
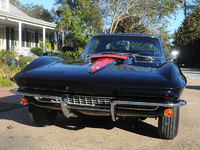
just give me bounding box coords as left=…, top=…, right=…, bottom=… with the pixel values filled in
left=0, top=0, right=57, bottom=56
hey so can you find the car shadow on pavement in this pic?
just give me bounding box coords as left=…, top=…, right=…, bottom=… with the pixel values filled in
left=0, top=95, right=34, bottom=127
left=0, top=95, right=159, bottom=139
left=115, top=119, right=159, bottom=138
left=54, top=115, right=160, bottom=139
left=186, top=86, right=200, bottom=90
left=0, top=95, right=22, bottom=104
left=54, top=115, right=114, bottom=130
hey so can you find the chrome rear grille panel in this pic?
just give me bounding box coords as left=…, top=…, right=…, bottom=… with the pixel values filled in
left=64, top=95, right=112, bottom=109
left=63, top=95, right=159, bottom=111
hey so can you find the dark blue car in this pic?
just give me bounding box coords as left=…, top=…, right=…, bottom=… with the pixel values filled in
left=11, top=34, right=187, bottom=139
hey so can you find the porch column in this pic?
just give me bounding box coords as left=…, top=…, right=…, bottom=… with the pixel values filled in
left=43, top=27, right=46, bottom=52
left=62, top=30, right=64, bottom=47
left=19, top=21, right=22, bottom=55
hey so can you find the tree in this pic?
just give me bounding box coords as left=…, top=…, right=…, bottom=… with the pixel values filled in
left=173, top=8, right=200, bottom=66
left=102, top=0, right=182, bottom=33
left=10, top=0, right=54, bottom=22
left=113, top=16, right=148, bottom=34
left=19, top=4, right=54, bottom=22
left=56, top=0, right=104, bottom=50
left=181, top=0, right=200, bottom=18
left=10, top=0, right=21, bottom=8
left=113, top=16, right=172, bottom=58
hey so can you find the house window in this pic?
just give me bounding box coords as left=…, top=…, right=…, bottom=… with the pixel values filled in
left=31, top=32, right=34, bottom=47
left=6, top=27, right=9, bottom=50
left=22, top=30, right=25, bottom=47
left=35, top=32, right=39, bottom=47
left=26, top=31, right=30, bottom=47
left=11, top=28, right=14, bottom=50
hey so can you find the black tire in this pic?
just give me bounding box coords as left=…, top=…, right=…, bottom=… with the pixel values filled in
left=158, top=107, right=179, bottom=139
left=28, top=102, right=57, bottom=127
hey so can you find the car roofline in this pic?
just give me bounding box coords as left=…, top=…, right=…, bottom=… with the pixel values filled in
left=93, top=33, right=161, bottom=39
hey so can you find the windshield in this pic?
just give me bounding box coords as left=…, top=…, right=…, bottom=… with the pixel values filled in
left=83, top=36, right=162, bottom=57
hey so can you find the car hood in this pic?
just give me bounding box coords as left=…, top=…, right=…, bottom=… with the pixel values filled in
left=13, top=55, right=186, bottom=97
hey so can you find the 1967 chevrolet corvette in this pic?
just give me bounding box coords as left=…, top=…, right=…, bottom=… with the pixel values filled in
left=11, top=34, right=187, bottom=139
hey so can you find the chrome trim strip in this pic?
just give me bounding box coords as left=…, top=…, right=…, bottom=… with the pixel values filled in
left=68, top=104, right=110, bottom=109
left=34, top=97, right=61, bottom=104
left=133, top=55, right=155, bottom=63
left=117, top=106, right=159, bottom=111
left=10, top=88, right=62, bottom=100
left=111, top=100, right=187, bottom=121
left=65, top=104, right=110, bottom=112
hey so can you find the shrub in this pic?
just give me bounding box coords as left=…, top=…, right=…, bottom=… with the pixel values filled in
left=0, top=64, right=21, bottom=87
left=0, top=69, right=5, bottom=78
left=63, top=51, right=82, bottom=59
left=0, top=77, right=13, bottom=87
left=19, top=56, right=35, bottom=69
left=0, top=50, right=7, bottom=62
left=39, top=39, right=52, bottom=50
left=47, top=51, right=62, bottom=57
left=31, top=47, right=43, bottom=56
left=0, top=49, right=17, bottom=64
left=61, top=46, right=74, bottom=52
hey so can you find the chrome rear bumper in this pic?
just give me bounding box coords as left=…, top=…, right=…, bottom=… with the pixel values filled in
left=110, top=100, right=186, bottom=121
left=10, top=88, right=187, bottom=121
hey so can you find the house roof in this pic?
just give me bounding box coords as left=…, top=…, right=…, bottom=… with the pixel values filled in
left=0, top=3, right=57, bottom=30
left=9, top=3, right=30, bottom=18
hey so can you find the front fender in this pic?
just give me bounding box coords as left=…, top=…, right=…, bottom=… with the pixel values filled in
left=23, top=56, right=63, bottom=72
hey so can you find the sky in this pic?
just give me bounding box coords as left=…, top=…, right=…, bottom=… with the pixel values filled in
left=19, top=0, right=185, bottom=38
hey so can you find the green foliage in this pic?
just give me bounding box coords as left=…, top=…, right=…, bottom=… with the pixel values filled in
left=0, top=69, right=5, bottom=78
left=0, top=62, right=21, bottom=87
left=39, top=39, right=52, bottom=50
left=47, top=51, right=62, bottom=57
left=10, top=0, right=21, bottom=8
left=61, top=46, right=74, bottom=52
left=10, top=0, right=54, bottom=22
left=112, top=15, right=172, bottom=58
left=0, top=78, right=13, bottom=87
left=156, top=25, right=173, bottom=58
left=63, top=51, right=82, bottom=59
left=57, top=0, right=103, bottom=50
left=31, top=47, right=43, bottom=56
left=60, top=55, right=85, bottom=65
left=173, top=8, right=200, bottom=66
left=19, top=57, right=35, bottom=69
left=0, top=49, right=17, bottom=64
left=0, top=50, right=7, bottom=64
left=114, top=17, right=148, bottom=34
left=174, top=8, right=200, bottom=46
left=104, top=0, right=182, bottom=33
